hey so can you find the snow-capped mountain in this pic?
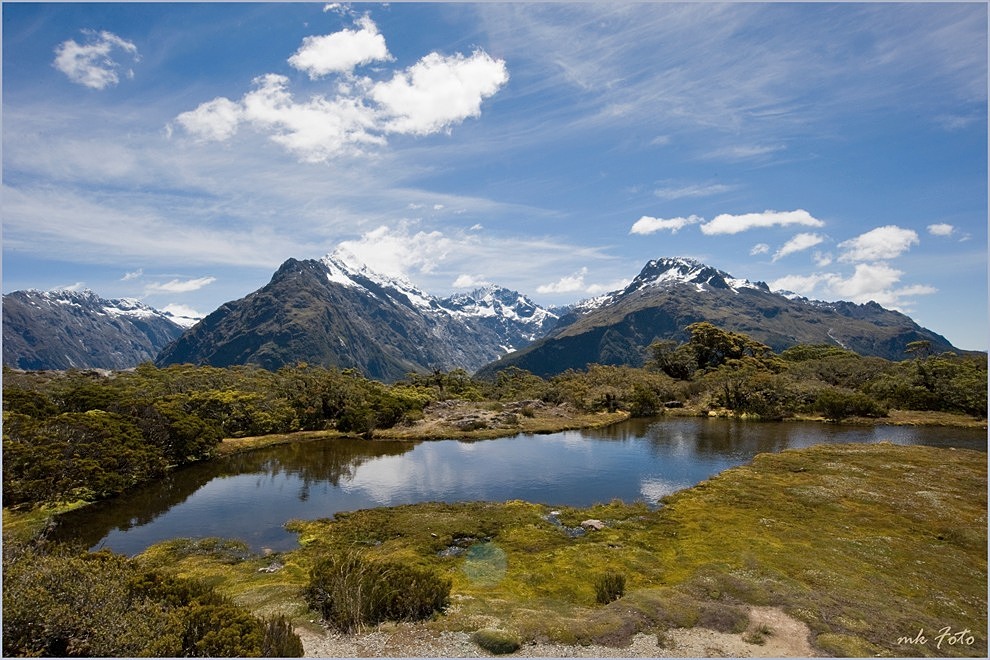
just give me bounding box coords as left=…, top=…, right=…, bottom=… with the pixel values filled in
left=155, top=254, right=560, bottom=381
left=476, top=256, right=961, bottom=378
left=2, top=289, right=186, bottom=370
left=574, top=257, right=766, bottom=314
left=440, top=285, right=559, bottom=351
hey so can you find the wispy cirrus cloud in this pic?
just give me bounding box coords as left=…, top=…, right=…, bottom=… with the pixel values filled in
left=653, top=182, right=736, bottom=200
left=145, top=276, right=217, bottom=294
left=53, top=29, right=139, bottom=90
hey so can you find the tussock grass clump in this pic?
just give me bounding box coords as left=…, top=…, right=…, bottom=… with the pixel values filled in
left=594, top=570, right=626, bottom=604
left=305, top=548, right=450, bottom=632
left=743, top=623, right=773, bottom=645
left=472, top=628, right=521, bottom=654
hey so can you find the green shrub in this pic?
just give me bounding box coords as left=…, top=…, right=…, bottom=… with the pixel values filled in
left=306, top=549, right=451, bottom=631
left=262, top=614, right=305, bottom=657
left=814, top=388, right=888, bottom=421
left=472, top=628, right=522, bottom=654
left=594, top=570, right=626, bottom=604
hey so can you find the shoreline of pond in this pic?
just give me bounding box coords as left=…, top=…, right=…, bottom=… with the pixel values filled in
left=4, top=405, right=984, bottom=545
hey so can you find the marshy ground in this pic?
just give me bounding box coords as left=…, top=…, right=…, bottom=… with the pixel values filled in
left=131, top=441, right=986, bottom=658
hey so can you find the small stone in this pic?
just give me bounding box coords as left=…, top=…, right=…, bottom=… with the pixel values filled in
left=580, top=519, right=606, bottom=531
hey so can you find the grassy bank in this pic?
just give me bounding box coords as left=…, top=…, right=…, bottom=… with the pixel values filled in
left=134, top=442, right=987, bottom=657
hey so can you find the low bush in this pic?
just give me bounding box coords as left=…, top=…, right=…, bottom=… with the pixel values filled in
left=305, top=549, right=451, bottom=632
left=472, top=628, right=521, bottom=654
left=814, top=388, right=888, bottom=421
left=594, top=570, right=626, bottom=604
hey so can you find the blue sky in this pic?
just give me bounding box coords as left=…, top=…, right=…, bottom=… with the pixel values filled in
left=3, top=2, right=987, bottom=350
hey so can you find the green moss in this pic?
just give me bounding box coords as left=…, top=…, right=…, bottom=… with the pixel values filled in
left=471, top=629, right=521, bottom=654
left=128, top=444, right=984, bottom=658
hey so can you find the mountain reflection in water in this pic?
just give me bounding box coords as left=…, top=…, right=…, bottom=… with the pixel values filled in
left=53, top=418, right=986, bottom=555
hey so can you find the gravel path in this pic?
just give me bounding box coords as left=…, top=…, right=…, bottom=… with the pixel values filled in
left=298, top=606, right=819, bottom=658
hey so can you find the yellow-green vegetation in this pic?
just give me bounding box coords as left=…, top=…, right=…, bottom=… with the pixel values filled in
left=136, top=442, right=986, bottom=657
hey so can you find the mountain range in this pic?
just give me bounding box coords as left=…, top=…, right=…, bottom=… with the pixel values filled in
left=3, top=255, right=963, bottom=378
left=475, top=257, right=959, bottom=378
left=1, top=289, right=188, bottom=370
left=153, top=251, right=559, bottom=381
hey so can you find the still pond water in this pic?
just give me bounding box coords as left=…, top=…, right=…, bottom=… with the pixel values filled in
left=55, top=417, right=986, bottom=556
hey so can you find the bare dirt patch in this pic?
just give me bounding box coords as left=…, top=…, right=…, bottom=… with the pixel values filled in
left=297, top=606, right=818, bottom=658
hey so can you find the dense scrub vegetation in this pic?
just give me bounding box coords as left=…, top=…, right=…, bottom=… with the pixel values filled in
left=4, top=323, right=985, bottom=510
left=2, top=538, right=303, bottom=657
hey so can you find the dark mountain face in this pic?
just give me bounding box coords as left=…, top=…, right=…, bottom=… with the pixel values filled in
left=2, top=290, right=186, bottom=370
left=475, top=257, right=962, bottom=379
left=155, top=256, right=559, bottom=382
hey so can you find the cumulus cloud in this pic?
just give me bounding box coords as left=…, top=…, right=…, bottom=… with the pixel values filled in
left=629, top=214, right=702, bottom=235
left=240, top=73, right=384, bottom=161
left=700, top=209, right=824, bottom=235
left=160, top=303, right=205, bottom=322
left=453, top=273, right=491, bottom=288
left=534, top=268, right=626, bottom=295
left=145, top=276, right=217, bottom=294
left=288, top=15, right=391, bottom=78
left=770, top=263, right=936, bottom=310
left=536, top=267, right=590, bottom=294
left=335, top=223, right=454, bottom=279
left=927, top=222, right=955, bottom=237
left=172, top=17, right=508, bottom=161
left=750, top=243, right=770, bottom=256
left=174, top=97, right=243, bottom=142
left=837, top=225, right=919, bottom=263
left=121, top=268, right=144, bottom=281
left=53, top=29, right=139, bottom=90
left=772, top=232, right=825, bottom=261
left=371, top=50, right=509, bottom=135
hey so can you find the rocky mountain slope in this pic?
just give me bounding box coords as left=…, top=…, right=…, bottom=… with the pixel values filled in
left=2, top=289, right=187, bottom=370
left=154, top=252, right=558, bottom=381
left=475, top=257, right=961, bottom=379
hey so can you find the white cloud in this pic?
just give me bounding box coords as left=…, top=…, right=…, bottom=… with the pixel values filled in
left=371, top=50, right=509, bottom=135
left=837, top=225, right=919, bottom=262
left=335, top=223, right=454, bottom=279
left=772, top=232, right=825, bottom=261
left=702, top=144, right=785, bottom=162
left=60, top=281, right=87, bottom=292
left=750, top=243, right=770, bottom=256
left=53, top=30, right=139, bottom=90
left=653, top=182, right=734, bottom=200
left=927, top=222, right=955, bottom=237
left=629, top=214, right=702, bottom=235
left=173, top=20, right=508, bottom=161
left=537, top=267, right=590, bottom=294
left=288, top=15, right=391, bottom=79
left=700, top=209, right=824, bottom=235
left=174, top=97, right=243, bottom=142
left=145, top=276, right=217, bottom=294
left=121, top=268, right=144, bottom=281
left=813, top=251, right=833, bottom=267
left=770, top=263, right=936, bottom=310
left=240, top=73, right=384, bottom=161
left=160, top=303, right=205, bottom=323
left=453, top=273, right=491, bottom=289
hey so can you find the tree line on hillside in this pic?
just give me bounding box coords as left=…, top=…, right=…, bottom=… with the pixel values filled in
left=3, top=322, right=986, bottom=510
